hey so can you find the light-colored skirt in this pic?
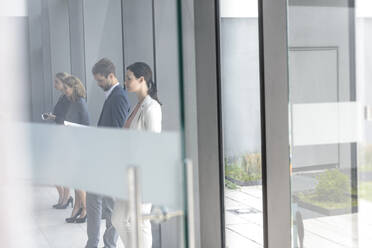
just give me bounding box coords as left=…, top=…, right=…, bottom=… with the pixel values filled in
left=112, top=200, right=152, bottom=248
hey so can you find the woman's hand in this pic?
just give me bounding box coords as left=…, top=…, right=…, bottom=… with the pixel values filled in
left=42, top=112, right=56, bottom=121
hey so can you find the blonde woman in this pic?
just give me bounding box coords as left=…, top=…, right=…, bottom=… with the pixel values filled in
left=47, top=72, right=72, bottom=209
left=63, top=75, right=90, bottom=223
left=112, top=62, right=162, bottom=247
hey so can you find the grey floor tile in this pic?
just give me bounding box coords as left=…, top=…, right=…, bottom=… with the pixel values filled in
left=225, top=211, right=251, bottom=225
left=227, top=223, right=264, bottom=246
left=39, top=223, right=87, bottom=248
left=9, top=228, right=50, bottom=248
left=225, top=228, right=262, bottom=248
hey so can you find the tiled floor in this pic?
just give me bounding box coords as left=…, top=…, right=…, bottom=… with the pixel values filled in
left=225, top=185, right=372, bottom=248
left=225, top=186, right=264, bottom=248
left=28, top=186, right=125, bottom=248
left=21, top=185, right=372, bottom=248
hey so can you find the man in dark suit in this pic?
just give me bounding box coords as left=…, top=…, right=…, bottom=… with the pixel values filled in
left=86, top=58, right=130, bottom=248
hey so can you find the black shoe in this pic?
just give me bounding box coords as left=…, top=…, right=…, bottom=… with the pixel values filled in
left=56, top=196, right=73, bottom=209
left=65, top=208, right=82, bottom=223
left=52, top=203, right=61, bottom=208
left=75, top=213, right=87, bottom=223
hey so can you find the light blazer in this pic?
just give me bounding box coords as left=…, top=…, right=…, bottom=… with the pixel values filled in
left=128, top=95, right=162, bottom=133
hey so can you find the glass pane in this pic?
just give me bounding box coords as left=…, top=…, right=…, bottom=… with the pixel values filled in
left=288, top=1, right=372, bottom=247
left=0, top=0, right=186, bottom=247
left=219, top=0, right=264, bottom=247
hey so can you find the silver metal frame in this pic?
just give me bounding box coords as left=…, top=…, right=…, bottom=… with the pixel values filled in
left=192, top=0, right=224, bottom=247
left=127, top=162, right=196, bottom=248
left=184, top=0, right=292, bottom=247
left=261, top=0, right=291, bottom=247
left=128, top=167, right=143, bottom=248
left=191, top=0, right=293, bottom=247
left=181, top=0, right=201, bottom=246
left=186, top=159, right=196, bottom=248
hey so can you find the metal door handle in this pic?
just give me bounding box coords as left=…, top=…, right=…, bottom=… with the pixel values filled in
left=128, top=167, right=143, bottom=248
left=143, top=207, right=184, bottom=223
left=128, top=159, right=196, bottom=248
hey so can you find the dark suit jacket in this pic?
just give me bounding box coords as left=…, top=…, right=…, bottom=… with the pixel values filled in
left=98, top=85, right=130, bottom=128
left=53, top=94, right=71, bottom=125
left=65, top=97, right=90, bottom=126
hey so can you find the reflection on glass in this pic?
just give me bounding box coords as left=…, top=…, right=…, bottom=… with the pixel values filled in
left=2, top=0, right=185, bottom=247
left=112, top=62, right=162, bottom=248
left=219, top=0, right=264, bottom=247
left=86, top=58, right=130, bottom=248
left=288, top=1, right=372, bottom=247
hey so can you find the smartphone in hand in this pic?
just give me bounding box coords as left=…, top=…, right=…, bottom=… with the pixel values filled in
left=41, top=113, right=49, bottom=120
left=41, top=113, right=56, bottom=121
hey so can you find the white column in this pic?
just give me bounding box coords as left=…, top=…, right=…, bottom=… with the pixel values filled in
left=0, top=1, right=34, bottom=247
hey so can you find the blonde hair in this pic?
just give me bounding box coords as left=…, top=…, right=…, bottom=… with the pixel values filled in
left=55, top=72, right=70, bottom=83
left=63, top=75, right=86, bottom=101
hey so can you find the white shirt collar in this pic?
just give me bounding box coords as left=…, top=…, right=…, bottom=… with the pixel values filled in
left=104, top=82, right=120, bottom=99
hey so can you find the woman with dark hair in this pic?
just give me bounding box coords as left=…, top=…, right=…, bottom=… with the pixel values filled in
left=63, top=75, right=90, bottom=223
left=44, top=72, right=73, bottom=209
left=112, top=62, right=162, bottom=247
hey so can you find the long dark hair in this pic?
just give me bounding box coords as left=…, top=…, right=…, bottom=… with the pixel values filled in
left=127, top=62, right=161, bottom=105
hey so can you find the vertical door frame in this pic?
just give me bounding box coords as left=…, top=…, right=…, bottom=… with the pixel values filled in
left=192, top=0, right=224, bottom=247
left=260, top=0, right=291, bottom=247
left=186, top=0, right=292, bottom=247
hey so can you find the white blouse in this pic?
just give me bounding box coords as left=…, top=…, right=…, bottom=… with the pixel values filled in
left=128, top=95, right=162, bottom=133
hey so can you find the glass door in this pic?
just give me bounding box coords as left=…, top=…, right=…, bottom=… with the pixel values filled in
left=0, top=0, right=188, bottom=247
left=288, top=0, right=372, bottom=247
left=217, top=0, right=264, bottom=247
